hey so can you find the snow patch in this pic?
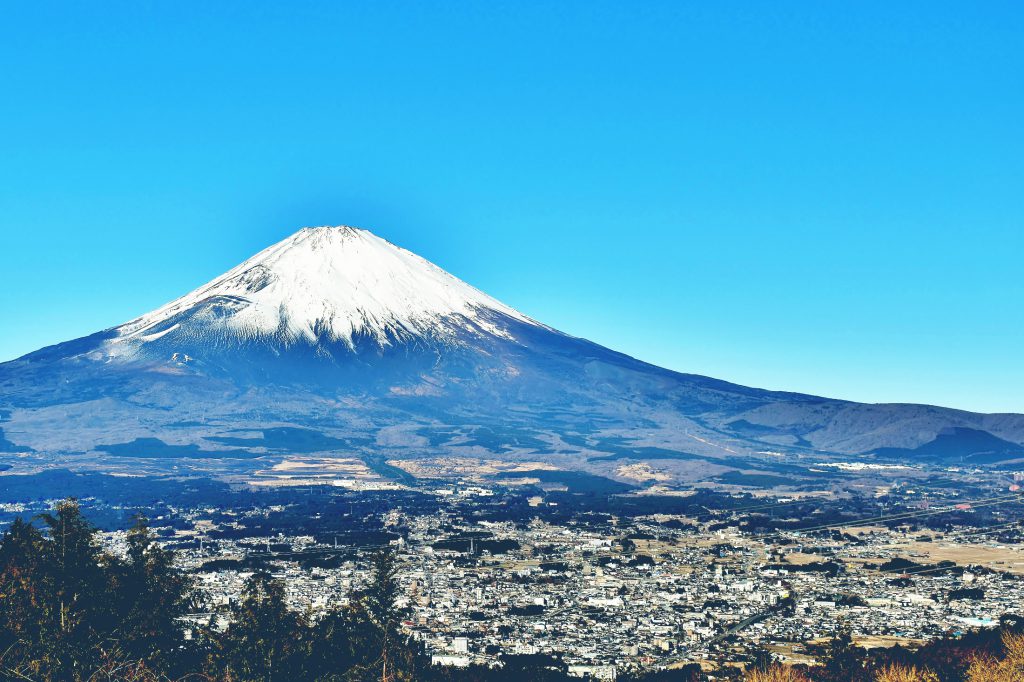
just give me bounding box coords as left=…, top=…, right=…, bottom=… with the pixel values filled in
left=115, top=226, right=542, bottom=350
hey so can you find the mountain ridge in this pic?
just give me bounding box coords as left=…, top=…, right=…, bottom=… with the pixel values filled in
left=1, top=225, right=1022, bottom=480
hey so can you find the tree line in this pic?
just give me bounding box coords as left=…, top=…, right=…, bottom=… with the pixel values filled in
left=1, top=500, right=1022, bottom=681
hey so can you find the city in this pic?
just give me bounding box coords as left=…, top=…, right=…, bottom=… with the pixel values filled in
left=3, top=458, right=1021, bottom=680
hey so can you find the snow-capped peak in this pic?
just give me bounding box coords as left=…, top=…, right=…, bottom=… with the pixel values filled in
left=115, top=225, right=538, bottom=349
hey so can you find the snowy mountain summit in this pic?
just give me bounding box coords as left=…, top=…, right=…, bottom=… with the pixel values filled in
left=114, top=226, right=538, bottom=356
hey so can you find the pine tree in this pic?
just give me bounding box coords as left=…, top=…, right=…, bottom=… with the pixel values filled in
left=220, top=571, right=309, bottom=682
left=110, top=514, right=196, bottom=675
left=346, top=548, right=424, bottom=682
left=1, top=501, right=198, bottom=681
left=36, top=498, right=116, bottom=680
left=307, top=608, right=356, bottom=681
left=818, top=628, right=868, bottom=682
left=0, top=517, right=49, bottom=678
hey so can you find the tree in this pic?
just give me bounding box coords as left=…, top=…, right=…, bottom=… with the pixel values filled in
left=498, top=653, right=569, bottom=681
left=749, top=648, right=777, bottom=673
left=621, top=666, right=705, bottom=682
left=817, top=628, right=868, bottom=682
left=345, top=548, right=423, bottom=682
left=37, top=499, right=117, bottom=680
left=362, top=549, right=401, bottom=640
left=307, top=608, right=358, bottom=681
left=0, top=517, right=49, bottom=678
left=966, top=631, right=1024, bottom=682
left=220, top=571, right=309, bottom=681
left=110, top=515, right=196, bottom=675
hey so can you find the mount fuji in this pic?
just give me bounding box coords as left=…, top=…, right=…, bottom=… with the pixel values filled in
left=2, top=225, right=1023, bottom=485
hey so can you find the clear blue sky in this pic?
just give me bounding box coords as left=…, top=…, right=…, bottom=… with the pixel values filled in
left=1, top=2, right=1021, bottom=413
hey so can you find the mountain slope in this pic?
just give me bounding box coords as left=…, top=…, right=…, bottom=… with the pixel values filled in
left=1, top=225, right=1022, bottom=478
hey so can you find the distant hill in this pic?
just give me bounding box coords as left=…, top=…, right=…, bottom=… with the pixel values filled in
left=873, top=427, right=1024, bottom=464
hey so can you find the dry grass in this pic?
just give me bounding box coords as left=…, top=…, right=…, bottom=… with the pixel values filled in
left=744, top=661, right=943, bottom=682
left=875, top=663, right=939, bottom=682
left=745, top=666, right=810, bottom=682
left=784, top=552, right=828, bottom=566
left=966, top=632, right=1024, bottom=682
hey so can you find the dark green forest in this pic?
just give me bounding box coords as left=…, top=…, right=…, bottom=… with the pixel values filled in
left=0, top=500, right=1021, bottom=682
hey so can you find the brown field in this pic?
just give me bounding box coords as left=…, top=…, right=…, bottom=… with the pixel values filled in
left=854, top=635, right=926, bottom=649
left=246, top=456, right=375, bottom=486
left=389, top=457, right=559, bottom=481
left=888, top=539, right=1024, bottom=574
left=616, top=462, right=673, bottom=483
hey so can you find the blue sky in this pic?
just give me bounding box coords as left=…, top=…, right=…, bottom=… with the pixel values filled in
left=1, top=2, right=1021, bottom=412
